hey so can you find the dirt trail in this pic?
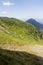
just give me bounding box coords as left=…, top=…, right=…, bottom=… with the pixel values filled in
left=0, top=43, right=43, bottom=57
left=15, top=44, right=43, bottom=57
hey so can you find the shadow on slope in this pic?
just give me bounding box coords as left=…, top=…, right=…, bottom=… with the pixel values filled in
left=0, top=48, right=43, bottom=65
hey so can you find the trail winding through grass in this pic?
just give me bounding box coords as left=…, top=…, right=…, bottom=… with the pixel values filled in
left=0, top=43, right=43, bottom=57
left=14, top=44, right=43, bottom=57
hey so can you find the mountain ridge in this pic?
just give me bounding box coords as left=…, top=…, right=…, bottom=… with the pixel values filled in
left=27, top=18, right=43, bottom=30
left=0, top=17, right=43, bottom=45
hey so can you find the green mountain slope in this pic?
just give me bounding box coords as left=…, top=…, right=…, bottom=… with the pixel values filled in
left=0, top=17, right=42, bottom=44
left=0, top=17, right=43, bottom=65
left=0, top=49, right=43, bottom=65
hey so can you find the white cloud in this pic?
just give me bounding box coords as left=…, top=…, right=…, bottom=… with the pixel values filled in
left=2, top=11, right=7, bottom=14
left=2, top=1, right=14, bottom=6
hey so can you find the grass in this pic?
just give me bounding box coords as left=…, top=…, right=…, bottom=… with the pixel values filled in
left=0, top=17, right=43, bottom=44
left=0, top=49, right=43, bottom=65
left=0, top=17, right=43, bottom=65
left=0, top=17, right=43, bottom=49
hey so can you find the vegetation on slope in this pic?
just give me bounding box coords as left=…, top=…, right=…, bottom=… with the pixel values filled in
left=0, top=49, right=43, bottom=65
left=0, top=17, right=43, bottom=44
left=0, top=17, right=43, bottom=65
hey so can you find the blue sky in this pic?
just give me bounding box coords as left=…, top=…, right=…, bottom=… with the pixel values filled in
left=0, top=0, right=43, bottom=21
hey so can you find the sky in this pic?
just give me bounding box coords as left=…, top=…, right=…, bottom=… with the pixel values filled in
left=0, top=0, right=43, bottom=23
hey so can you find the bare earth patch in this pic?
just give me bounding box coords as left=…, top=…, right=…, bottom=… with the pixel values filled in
left=0, top=43, right=43, bottom=57
left=14, top=44, right=43, bottom=57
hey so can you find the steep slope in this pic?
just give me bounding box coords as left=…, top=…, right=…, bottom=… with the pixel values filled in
left=0, top=17, right=42, bottom=45
left=27, top=18, right=43, bottom=30
left=0, top=17, right=43, bottom=65
left=0, top=49, right=43, bottom=65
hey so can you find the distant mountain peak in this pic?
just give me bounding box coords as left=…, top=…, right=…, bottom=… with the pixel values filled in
left=27, top=18, right=43, bottom=30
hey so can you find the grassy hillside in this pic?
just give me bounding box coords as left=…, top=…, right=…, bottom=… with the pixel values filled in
left=0, top=49, right=43, bottom=65
left=0, top=17, right=43, bottom=65
left=0, top=17, right=43, bottom=45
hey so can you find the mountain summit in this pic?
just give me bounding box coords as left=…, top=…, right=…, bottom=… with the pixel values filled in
left=27, top=18, right=43, bottom=30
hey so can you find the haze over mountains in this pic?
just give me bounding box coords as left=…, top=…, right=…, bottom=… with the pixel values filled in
left=37, top=19, right=43, bottom=24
